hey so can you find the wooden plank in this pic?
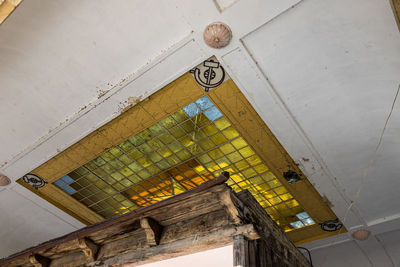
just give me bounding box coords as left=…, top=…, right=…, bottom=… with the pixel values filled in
left=98, top=224, right=256, bottom=266
left=78, top=238, right=98, bottom=262
left=140, top=217, right=162, bottom=246
left=49, top=251, right=86, bottom=267
left=1, top=181, right=310, bottom=267
left=236, top=190, right=310, bottom=266
left=248, top=240, right=257, bottom=267
left=0, top=174, right=229, bottom=266
left=97, top=229, right=147, bottom=259
left=233, top=235, right=249, bottom=267
left=219, top=189, right=242, bottom=225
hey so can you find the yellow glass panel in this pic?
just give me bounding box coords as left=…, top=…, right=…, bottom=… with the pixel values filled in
left=214, top=117, right=231, bottom=130
left=46, top=94, right=313, bottom=233
left=254, top=164, right=269, bottom=174
left=222, top=127, right=239, bottom=140
left=203, top=124, right=219, bottom=136
left=210, top=133, right=228, bottom=145
left=274, top=186, right=288, bottom=195
left=231, top=137, right=247, bottom=150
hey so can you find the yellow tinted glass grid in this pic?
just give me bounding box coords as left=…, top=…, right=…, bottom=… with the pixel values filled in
left=53, top=96, right=314, bottom=231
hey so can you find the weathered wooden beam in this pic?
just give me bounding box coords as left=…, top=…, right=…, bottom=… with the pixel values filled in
left=233, top=235, right=249, bottom=267
left=97, top=228, right=147, bottom=259
left=98, top=224, right=258, bottom=266
left=236, top=190, right=310, bottom=266
left=78, top=238, right=98, bottom=262
left=140, top=217, right=162, bottom=247
left=0, top=174, right=229, bottom=267
left=248, top=240, right=257, bottom=267
left=0, top=180, right=310, bottom=267
left=219, top=190, right=242, bottom=225
left=28, top=254, right=50, bottom=267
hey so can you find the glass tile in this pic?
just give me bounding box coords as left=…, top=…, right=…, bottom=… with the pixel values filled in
left=109, top=147, right=123, bottom=157
left=149, top=124, right=164, bottom=136
left=52, top=95, right=311, bottom=232
left=232, top=137, right=247, bottom=150
left=119, top=155, right=133, bottom=165
left=119, top=141, right=134, bottom=152
left=160, top=116, right=177, bottom=129
left=170, top=126, right=186, bottom=139
left=210, top=133, right=228, bottom=145
left=195, top=96, right=213, bottom=110
left=136, top=158, right=151, bottom=168
left=54, top=180, right=65, bottom=188
left=183, top=103, right=200, bottom=118
left=222, top=127, right=239, bottom=140
left=60, top=175, right=73, bottom=184
left=296, top=212, right=310, bottom=220
left=203, top=124, right=219, bottom=136
left=158, top=133, right=174, bottom=145
left=290, top=221, right=305, bottom=229
left=128, top=135, right=145, bottom=147
left=171, top=110, right=188, bottom=123
left=204, top=106, right=223, bottom=121
left=302, top=218, right=315, bottom=225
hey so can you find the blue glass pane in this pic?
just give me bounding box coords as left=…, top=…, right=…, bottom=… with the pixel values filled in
left=296, top=212, right=309, bottom=220
left=204, top=107, right=223, bottom=121
left=302, top=218, right=315, bottom=225
left=290, top=221, right=305, bottom=229
left=62, top=185, right=77, bottom=195
left=54, top=180, right=65, bottom=188
left=61, top=175, right=74, bottom=184
left=195, top=96, right=213, bottom=111
left=182, top=103, right=200, bottom=118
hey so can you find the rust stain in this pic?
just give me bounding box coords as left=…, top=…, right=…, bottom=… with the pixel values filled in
left=302, top=157, right=310, bottom=162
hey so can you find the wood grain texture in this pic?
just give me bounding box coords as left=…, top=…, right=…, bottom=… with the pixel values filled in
left=1, top=178, right=310, bottom=267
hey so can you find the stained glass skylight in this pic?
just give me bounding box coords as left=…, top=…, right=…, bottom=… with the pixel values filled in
left=53, top=95, right=314, bottom=231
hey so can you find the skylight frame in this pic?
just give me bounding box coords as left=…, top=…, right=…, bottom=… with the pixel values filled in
left=18, top=73, right=342, bottom=244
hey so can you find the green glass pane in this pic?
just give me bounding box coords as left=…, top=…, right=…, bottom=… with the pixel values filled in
left=160, top=116, right=177, bottom=129
left=171, top=110, right=188, bottom=123
left=119, top=141, right=134, bottom=152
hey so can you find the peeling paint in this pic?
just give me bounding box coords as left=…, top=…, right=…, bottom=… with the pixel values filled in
left=97, top=89, right=110, bottom=99
left=119, top=95, right=144, bottom=113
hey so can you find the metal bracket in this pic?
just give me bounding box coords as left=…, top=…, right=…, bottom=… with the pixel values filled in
left=22, top=173, right=47, bottom=189
left=189, top=57, right=228, bottom=92
left=319, top=218, right=343, bottom=232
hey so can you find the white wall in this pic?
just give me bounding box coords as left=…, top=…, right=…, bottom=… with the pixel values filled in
left=137, top=246, right=233, bottom=267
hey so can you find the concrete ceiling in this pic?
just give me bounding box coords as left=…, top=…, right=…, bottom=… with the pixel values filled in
left=0, top=0, right=399, bottom=265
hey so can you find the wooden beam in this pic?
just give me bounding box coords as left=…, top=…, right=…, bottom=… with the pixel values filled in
left=140, top=217, right=163, bottom=247
left=219, top=190, right=242, bottom=225
left=248, top=240, right=257, bottom=267
left=28, top=254, right=50, bottom=267
left=78, top=238, right=98, bottom=262
left=0, top=175, right=228, bottom=266
left=99, top=224, right=258, bottom=266
left=233, top=235, right=249, bottom=267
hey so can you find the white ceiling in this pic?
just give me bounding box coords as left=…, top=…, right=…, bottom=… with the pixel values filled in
left=0, top=0, right=399, bottom=265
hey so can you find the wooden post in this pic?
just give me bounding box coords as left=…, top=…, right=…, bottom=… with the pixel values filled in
left=248, top=240, right=257, bottom=267
left=233, top=235, right=249, bottom=267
